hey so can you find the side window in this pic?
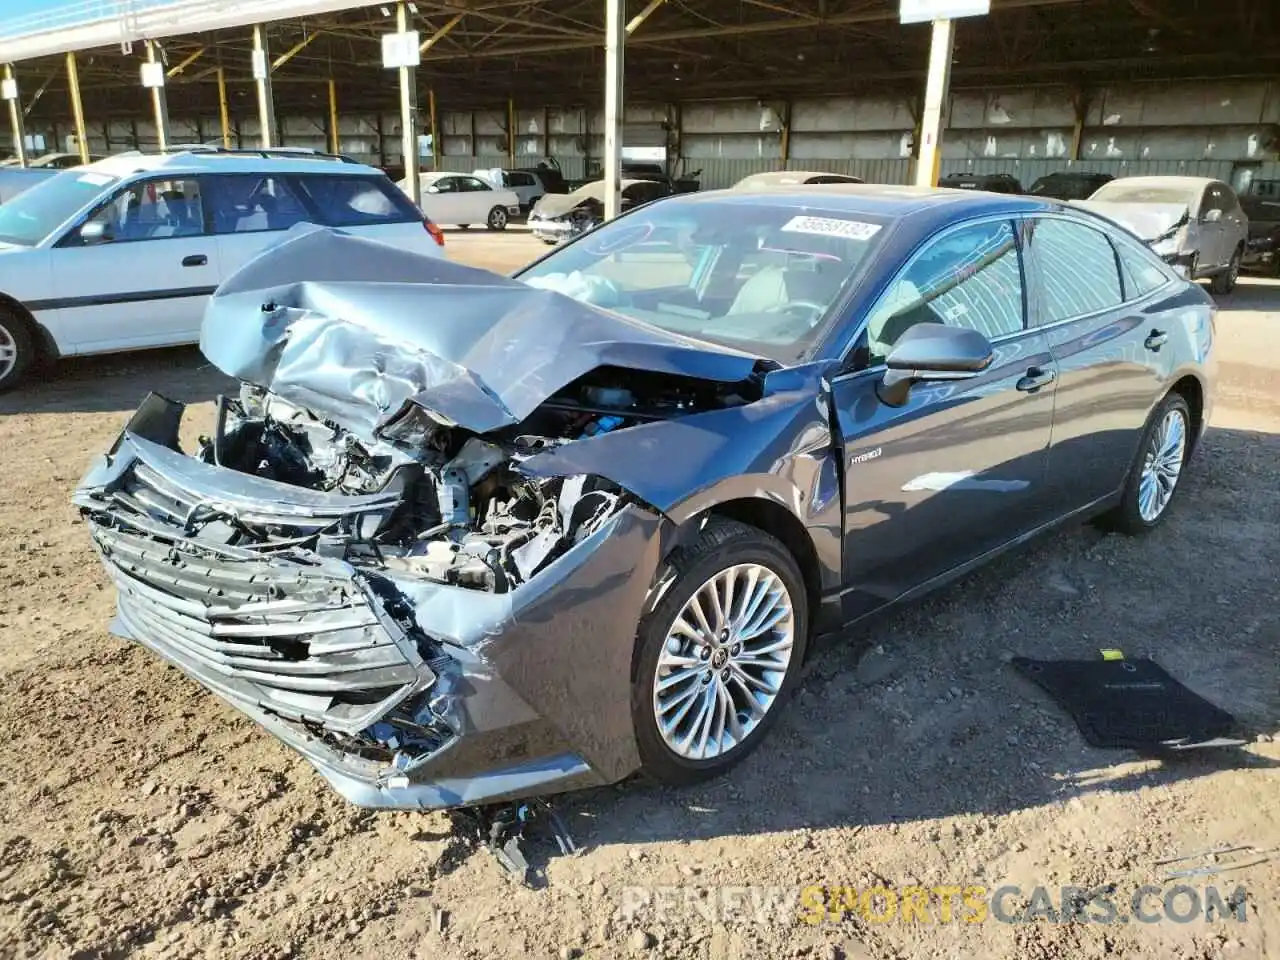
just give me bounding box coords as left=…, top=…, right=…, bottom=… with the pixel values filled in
left=1028, top=218, right=1123, bottom=324
left=509, top=172, right=534, bottom=187
left=1203, top=186, right=1224, bottom=214
left=1113, top=232, right=1173, bottom=299
left=293, top=175, right=421, bottom=227
left=864, top=219, right=1025, bottom=360
left=204, top=175, right=310, bottom=235
left=433, top=177, right=459, bottom=193
left=458, top=177, right=491, bottom=192
left=83, top=177, right=205, bottom=243
left=1220, top=186, right=1239, bottom=213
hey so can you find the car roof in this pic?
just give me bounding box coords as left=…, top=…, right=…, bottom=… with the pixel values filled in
left=80, top=149, right=385, bottom=180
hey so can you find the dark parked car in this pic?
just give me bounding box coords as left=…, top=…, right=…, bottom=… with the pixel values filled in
left=527, top=177, right=673, bottom=244
left=1237, top=177, right=1280, bottom=274
left=939, top=172, right=1024, bottom=194
left=75, top=186, right=1215, bottom=811
left=1027, top=171, right=1114, bottom=201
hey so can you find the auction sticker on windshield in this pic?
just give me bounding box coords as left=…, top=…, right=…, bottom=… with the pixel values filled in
left=781, top=215, right=882, bottom=240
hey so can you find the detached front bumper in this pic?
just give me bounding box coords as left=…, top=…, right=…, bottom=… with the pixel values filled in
left=74, top=399, right=665, bottom=810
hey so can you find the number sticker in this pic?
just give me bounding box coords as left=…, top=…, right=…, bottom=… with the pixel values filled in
left=780, top=215, right=881, bottom=241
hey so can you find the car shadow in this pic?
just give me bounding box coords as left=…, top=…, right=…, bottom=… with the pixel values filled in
left=0, top=346, right=229, bottom=417
left=545, top=423, right=1280, bottom=856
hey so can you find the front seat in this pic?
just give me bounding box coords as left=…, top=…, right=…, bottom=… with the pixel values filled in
left=727, top=265, right=790, bottom=315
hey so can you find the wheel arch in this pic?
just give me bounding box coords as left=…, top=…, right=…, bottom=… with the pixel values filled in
left=1167, top=372, right=1205, bottom=454
left=0, top=292, right=59, bottom=361
left=708, top=498, right=823, bottom=630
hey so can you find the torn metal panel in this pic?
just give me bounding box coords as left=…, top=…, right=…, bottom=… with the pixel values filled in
left=201, top=222, right=767, bottom=439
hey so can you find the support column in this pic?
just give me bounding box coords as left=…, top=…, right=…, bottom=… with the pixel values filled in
left=2, top=65, right=27, bottom=167
left=1069, top=89, right=1087, bottom=163
left=602, top=0, right=625, bottom=220
left=397, top=1, right=421, bottom=205
left=327, top=78, right=340, bottom=154
left=217, top=65, right=232, bottom=147
left=252, top=25, right=276, bottom=148
left=428, top=87, right=439, bottom=168
left=145, top=41, right=171, bottom=151
left=65, top=51, right=89, bottom=163
left=914, top=17, right=954, bottom=188
left=779, top=101, right=792, bottom=164
left=507, top=97, right=516, bottom=167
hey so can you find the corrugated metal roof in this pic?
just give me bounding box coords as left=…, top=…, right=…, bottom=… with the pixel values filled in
left=0, top=0, right=374, bottom=61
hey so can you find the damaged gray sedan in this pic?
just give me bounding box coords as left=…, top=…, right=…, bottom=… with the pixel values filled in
left=76, top=185, right=1215, bottom=810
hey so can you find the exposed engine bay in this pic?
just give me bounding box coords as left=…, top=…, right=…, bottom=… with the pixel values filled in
left=198, top=366, right=758, bottom=593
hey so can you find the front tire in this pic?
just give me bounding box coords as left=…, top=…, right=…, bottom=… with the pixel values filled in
left=1210, top=246, right=1242, bottom=295
left=1102, top=392, right=1192, bottom=534
left=486, top=206, right=508, bottom=231
left=0, top=307, right=35, bottom=393
left=632, top=518, right=809, bottom=786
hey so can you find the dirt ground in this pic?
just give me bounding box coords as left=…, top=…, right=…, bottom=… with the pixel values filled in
left=1, top=228, right=1277, bottom=960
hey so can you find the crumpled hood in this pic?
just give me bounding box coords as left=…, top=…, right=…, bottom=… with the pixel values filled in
left=530, top=193, right=593, bottom=220
left=199, top=223, right=766, bottom=437
left=1071, top=200, right=1190, bottom=244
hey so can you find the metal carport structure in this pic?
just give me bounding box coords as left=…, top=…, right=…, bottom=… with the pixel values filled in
left=1, top=1, right=1278, bottom=206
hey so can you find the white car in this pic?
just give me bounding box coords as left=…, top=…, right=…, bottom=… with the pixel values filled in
left=400, top=172, right=522, bottom=230
left=472, top=168, right=547, bottom=210
left=0, top=148, right=446, bottom=391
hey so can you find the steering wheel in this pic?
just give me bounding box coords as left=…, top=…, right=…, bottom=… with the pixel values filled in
left=765, top=300, right=827, bottom=326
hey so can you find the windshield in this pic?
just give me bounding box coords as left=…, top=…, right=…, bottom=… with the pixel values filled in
left=1089, top=181, right=1196, bottom=205
left=516, top=198, right=887, bottom=361
left=0, top=169, right=116, bottom=245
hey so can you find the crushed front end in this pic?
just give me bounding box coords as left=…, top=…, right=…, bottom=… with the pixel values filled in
left=73, top=225, right=774, bottom=810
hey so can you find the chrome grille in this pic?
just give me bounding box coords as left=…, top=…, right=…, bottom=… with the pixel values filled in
left=82, top=461, right=428, bottom=735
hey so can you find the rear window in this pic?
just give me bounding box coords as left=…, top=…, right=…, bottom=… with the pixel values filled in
left=293, top=175, right=421, bottom=227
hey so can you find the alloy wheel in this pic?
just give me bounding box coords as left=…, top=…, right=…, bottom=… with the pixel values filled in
left=489, top=207, right=507, bottom=229
left=652, top=562, right=796, bottom=761
left=0, top=322, right=17, bottom=382
left=1138, top=407, right=1187, bottom=522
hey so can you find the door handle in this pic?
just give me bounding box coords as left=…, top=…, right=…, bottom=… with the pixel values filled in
left=182, top=254, right=208, bottom=267
left=1015, top=366, right=1057, bottom=392
left=1144, top=329, right=1168, bottom=351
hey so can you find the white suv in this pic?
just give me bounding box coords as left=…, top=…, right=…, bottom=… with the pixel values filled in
left=0, top=148, right=447, bottom=391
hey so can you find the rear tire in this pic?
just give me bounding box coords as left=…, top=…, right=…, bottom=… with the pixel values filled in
left=632, top=518, right=809, bottom=786
left=486, top=206, right=508, bottom=231
left=0, top=307, right=35, bottom=393
left=1210, top=246, right=1242, bottom=295
left=1101, top=392, right=1192, bottom=535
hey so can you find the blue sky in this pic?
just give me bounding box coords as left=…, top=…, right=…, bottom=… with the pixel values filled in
left=4, top=0, right=81, bottom=18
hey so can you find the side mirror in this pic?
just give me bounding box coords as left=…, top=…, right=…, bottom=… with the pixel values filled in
left=878, top=321, right=994, bottom=407
left=1202, top=208, right=1223, bottom=224
left=79, top=221, right=108, bottom=245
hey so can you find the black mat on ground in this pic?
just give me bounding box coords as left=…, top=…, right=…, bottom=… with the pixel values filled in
left=1011, top=657, right=1244, bottom=750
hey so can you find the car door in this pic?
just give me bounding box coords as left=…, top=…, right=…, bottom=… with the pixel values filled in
left=1023, top=213, right=1168, bottom=508
left=1218, top=183, right=1249, bottom=258
left=203, top=173, right=314, bottom=278
left=829, top=217, right=1058, bottom=618
left=1196, top=183, right=1229, bottom=270
left=421, top=175, right=468, bottom=225
left=457, top=175, right=501, bottom=223
left=48, top=175, right=220, bottom=352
